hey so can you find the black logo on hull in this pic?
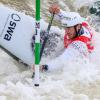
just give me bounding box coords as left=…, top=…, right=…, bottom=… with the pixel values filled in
left=4, top=13, right=21, bottom=41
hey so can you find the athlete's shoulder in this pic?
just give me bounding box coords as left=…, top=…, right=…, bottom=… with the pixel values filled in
left=69, top=41, right=89, bottom=56
left=81, top=27, right=92, bottom=38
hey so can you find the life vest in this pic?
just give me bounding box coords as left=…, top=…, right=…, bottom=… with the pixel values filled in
left=64, top=22, right=94, bottom=53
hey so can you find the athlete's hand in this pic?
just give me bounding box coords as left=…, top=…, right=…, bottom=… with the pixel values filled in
left=49, top=4, right=60, bottom=14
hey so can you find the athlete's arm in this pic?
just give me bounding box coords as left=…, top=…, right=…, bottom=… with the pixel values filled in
left=45, top=41, right=89, bottom=72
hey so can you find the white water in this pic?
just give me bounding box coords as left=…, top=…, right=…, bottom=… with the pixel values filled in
left=0, top=0, right=100, bottom=100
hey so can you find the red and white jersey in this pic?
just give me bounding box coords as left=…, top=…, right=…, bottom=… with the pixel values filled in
left=64, top=25, right=94, bottom=54
left=47, top=26, right=94, bottom=72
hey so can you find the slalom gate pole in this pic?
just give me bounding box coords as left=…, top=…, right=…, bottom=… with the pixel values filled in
left=34, top=0, right=40, bottom=86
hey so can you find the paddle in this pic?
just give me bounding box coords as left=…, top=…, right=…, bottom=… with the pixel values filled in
left=40, top=13, right=55, bottom=60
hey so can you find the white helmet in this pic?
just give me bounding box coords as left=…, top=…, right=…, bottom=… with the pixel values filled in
left=61, top=12, right=83, bottom=27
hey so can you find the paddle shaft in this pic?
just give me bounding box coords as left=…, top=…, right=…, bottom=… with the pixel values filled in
left=40, top=13, right=55, bottom=60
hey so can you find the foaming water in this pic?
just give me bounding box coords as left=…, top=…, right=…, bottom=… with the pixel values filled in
left=0, top=0, right=100, bottom=100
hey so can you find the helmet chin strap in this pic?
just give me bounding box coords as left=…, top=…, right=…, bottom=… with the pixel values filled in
left=74, top=24, right=82, bottom=38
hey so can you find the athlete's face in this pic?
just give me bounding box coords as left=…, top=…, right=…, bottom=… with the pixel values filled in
left=65, top=26, right=76, bottom=39
left=65, top=24, right=81, bottom=39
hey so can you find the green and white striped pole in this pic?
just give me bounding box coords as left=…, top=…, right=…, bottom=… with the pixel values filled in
left=34, top=0, right=40, bottom=86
